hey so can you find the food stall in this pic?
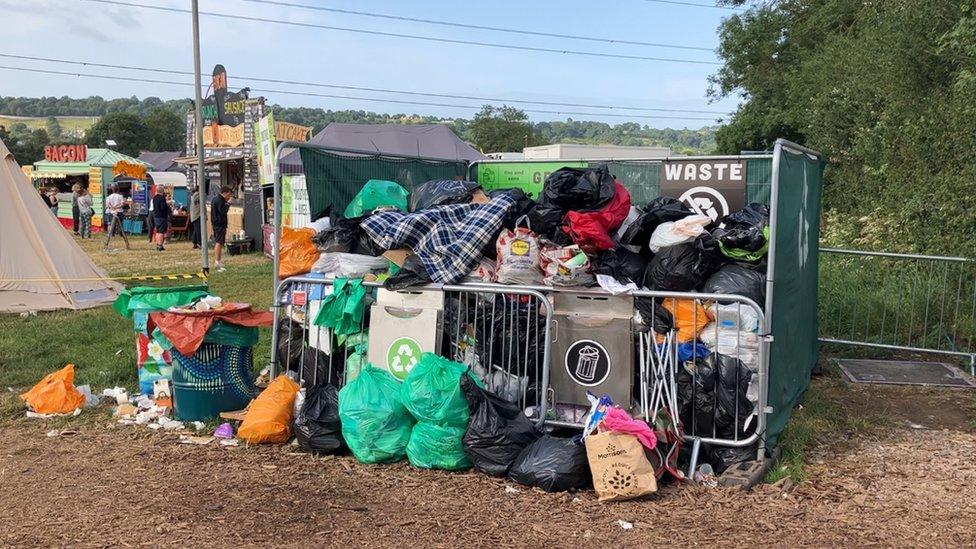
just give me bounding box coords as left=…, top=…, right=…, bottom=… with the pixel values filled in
left=31, top=145, right=153, bottom=231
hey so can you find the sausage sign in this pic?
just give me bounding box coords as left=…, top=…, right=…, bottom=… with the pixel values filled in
left=660, top=160, right=747, bottom=221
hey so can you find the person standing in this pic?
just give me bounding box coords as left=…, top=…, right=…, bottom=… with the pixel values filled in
left=71, top=183, right=81, bottom=235
left=40, top=187, right=54, bottom=212
left=46, top=188, right=59, bottom=217
left=210, top=186, right=232, bottom=272
left=105, top=186, right=125, bottom=235
left=189, top=185, right=201, bottom=249
left=151, top=187, right=171, bottom=252
left=77, top=188, right=94, bottom=238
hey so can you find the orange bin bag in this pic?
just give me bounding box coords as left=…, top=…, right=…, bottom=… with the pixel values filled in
left=238, top=375, right=301, bottom=444
left=278, top=227, right=320, bottom=278
left=657, top=298, right=711, bottom=343
left=19, top=363, right=86, bottom=414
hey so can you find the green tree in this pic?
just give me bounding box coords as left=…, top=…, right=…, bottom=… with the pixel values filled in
left=1, top=126, right=50, bottom=166
left=144, top=108, right=185, bottom=151
left=45, top=116, right=62, bottom=139
left=468, top=105, right=545, bottom=153
left=85, top=112, right=149, bottom=156
left=712, top=0, right=976, bottom=254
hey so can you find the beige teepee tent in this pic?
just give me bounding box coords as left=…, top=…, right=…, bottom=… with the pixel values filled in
left=0, top=137, right=122, bottom=313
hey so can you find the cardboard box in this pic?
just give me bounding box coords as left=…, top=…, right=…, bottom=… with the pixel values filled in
left=367, top=288, right=444, bottom=381
left=382, top=248, right=413, bottom=268
left=549, top=292, right=634, bottom=408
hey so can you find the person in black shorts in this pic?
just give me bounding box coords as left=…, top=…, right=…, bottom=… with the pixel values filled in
left=211, top=186, right=233, bottom=271
left=151, top=187, right=171, bottom=252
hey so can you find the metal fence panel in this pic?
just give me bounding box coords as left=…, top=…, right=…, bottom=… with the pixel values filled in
left=818, top=248, right=976, bottom=372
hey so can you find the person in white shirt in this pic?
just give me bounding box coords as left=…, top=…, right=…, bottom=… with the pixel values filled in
left=105, top=187, right=125, bottom=235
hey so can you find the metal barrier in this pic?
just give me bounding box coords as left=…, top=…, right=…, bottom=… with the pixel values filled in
left=271, top=276, right=768, bottom=471
left=272, top=276, right=554, bottom=426
left=819, top=248, right=976, bottom=374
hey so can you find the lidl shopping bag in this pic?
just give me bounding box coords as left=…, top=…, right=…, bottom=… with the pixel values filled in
left=584, top=430, right=657, bottom=502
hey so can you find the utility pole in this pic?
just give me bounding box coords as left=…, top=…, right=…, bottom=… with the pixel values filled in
left=192, top=0, right=209, bottom=273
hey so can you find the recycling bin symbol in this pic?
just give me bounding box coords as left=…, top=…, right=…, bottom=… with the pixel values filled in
left=386, top=336, right=422, bottom=381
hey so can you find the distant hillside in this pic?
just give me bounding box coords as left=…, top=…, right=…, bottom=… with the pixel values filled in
left=0, top=95, right=719, bottom=154
left=0, top=115, right=97, bottom=139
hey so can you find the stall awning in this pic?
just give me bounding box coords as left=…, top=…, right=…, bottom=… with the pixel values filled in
left=174, top=155, right=245, bottom=166
left=147, top=171, right=188, bottom=187
left=30, top=162, right=91, bottom=177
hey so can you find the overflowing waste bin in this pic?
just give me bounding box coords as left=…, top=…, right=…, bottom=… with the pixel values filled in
left=149, top=302, right=273, bottom=421
left=112, top=285, right=210, bottom=395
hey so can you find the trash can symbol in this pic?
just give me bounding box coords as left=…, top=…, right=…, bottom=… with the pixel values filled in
left=575, top=345, right=600, bottom=383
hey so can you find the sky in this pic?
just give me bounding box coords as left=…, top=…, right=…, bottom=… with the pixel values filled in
left=0, top=0, right=744, bottom=129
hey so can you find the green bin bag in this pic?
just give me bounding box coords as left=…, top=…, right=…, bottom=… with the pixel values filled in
left=338, top=365, right=415, bottom=464
left=400, top=353, right=477, bottom=426
left=343, top=179, right=409, bottom=218
left=406, top=421, right=471, bottom=470
left=313, top=278, right=368, bottom=337
left=113, top=285, right=210, bottom=318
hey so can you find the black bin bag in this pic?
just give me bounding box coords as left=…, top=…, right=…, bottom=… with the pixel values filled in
left=410, top=179, right=481, bottom=212
left=618, top=196, right=694, bottom=252
left=507, top=435, right=591, bottom=492
left=542, top=165, right=615, bottom=212
left=702, top=263, right=766, bottom=306
left=294, top=384, right=347, bottom=455
left=461, top=375, right=541, bottom=477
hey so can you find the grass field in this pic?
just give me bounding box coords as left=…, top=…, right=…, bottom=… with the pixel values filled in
left=0, top=115, right=98, bottom=138
left=0, top=236, right=273, bottom=390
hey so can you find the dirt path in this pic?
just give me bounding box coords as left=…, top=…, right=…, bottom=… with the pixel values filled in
left=1, top=400, right=974, bottom=548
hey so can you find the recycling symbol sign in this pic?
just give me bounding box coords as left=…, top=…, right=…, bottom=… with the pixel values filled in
left=386, top=336, right=422, bottom=380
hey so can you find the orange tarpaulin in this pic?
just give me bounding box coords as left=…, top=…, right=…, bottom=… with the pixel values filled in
left=150, top=303, right=274, bottom=355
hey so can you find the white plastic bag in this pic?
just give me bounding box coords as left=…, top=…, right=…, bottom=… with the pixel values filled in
left=707, top=302, right=760, bottom=332
left=312, top=252, right=388, bottom=279
left=541, top=245, right=594, bottom=287
left=648, top=214, right=711, bottom=253
left=699, top=323, right=760, bottom=371
left=495, top=227, right=542, bottom=284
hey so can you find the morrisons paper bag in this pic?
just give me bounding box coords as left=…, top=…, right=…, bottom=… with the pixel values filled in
left=584, top=430, right=657, bottom=502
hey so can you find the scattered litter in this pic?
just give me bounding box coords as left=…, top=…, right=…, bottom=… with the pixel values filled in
left=116, top=403, right=137, bottom=417
left=44, top=429, right=77, bottom=437
left=219, top=438, right=240, bottom=447
left=76, top=385, right=99, bottom=407
left=115, top=349, right=123, bottom=356
left=26, top=408, right=82, bottom=419
left=19, top=310, right=37, bottom=318
left=694, top=463, right=718, bottom=488
left=191, top=421, right=206, bottom=431
left=179, top=435, right=214, bottom=445
left=157, top=417, right=184, bottom=431
left=616, top=520, right=634, bottom=530
left=214, top=422, right=234, bottom=439
left=147, top=423, right=163, bottom=430
left=505, top=485, right=519, bottom=494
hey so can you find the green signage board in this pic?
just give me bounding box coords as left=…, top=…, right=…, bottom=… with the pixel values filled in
left=476, top=161, right=588, bottom=197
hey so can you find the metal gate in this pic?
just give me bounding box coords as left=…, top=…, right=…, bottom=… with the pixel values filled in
left=819, top=248, right=976, bottom=373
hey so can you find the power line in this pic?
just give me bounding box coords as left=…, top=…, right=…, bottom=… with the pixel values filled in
left=0, top=64, right=722, bottom=122
left=642, top=0, right=739, bottom=9
left=81, top=0, right=722, bottom=66
left=0, top=53, right=731, bottom=115
left=236, top=0, right=715, bottom=52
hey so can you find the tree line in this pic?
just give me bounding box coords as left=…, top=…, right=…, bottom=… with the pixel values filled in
left=712, top=0, right=976, bottom=255
left=0, top=95, right=718, bottom=165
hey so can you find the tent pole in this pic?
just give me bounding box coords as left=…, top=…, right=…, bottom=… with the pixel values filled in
left=192, top=0, right=209, bottom=274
